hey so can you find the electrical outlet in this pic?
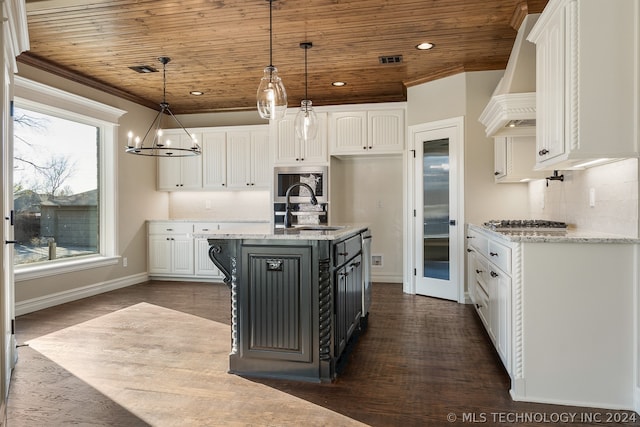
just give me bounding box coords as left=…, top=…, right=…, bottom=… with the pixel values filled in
left=589, top=188, right=596, bottom=207
left=372, top=254, right=383, bottom=267
left=123, top=257, right=128, bottom=267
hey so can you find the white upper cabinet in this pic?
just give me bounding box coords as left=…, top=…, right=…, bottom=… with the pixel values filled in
left=157, top=132, right=203, bottom=190
left=528, top=0, right=639, bottom=170
left=227, top=127, right=270, bottom=189
left=328, top=105, right=405, bottom=156
left=493, top=136, right=547, bottom=183
left=273, top=111, right=328, bottom=165
left=158, top=125, right=270, bottom=191
left=202, top=131, right=228, bottom=189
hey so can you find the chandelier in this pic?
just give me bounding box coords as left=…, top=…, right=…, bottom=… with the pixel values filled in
left=256, top=0, right=287, bottom=120
left=294, top=42, right=318, bottom=142
left=126, top=57, right=201, bottom=157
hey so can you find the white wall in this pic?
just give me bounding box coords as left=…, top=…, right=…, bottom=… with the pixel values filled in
left=529, top=158, right=639, bottom=237
left=330, top=156, right=404, bottom=283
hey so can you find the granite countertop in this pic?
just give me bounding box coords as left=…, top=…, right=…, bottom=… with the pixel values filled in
left=193, top=224, right=369, bottom=241
left=468, top=223, right=639, bottom=244
left=147, top=219, right=270, bottom=223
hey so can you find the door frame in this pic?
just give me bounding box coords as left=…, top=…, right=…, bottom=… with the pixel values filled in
left=404, top=116, right=465, bottom=302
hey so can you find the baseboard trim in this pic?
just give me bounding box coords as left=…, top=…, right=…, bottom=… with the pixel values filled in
left=0, top=399, right=6, bottom=427
left=15, top=272, right=149, bottom=316
left=510, top=389, right=635, bottom=412
left=371, top=273, right=402, bottom=283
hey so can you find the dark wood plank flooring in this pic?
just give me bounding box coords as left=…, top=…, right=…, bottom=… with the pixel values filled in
left=6, top=281, right=639, bottom=426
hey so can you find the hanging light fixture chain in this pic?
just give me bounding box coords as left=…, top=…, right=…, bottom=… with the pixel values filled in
left=269, top=0, right=273, bottom=67
left=304, top=43, right=308, bottom=100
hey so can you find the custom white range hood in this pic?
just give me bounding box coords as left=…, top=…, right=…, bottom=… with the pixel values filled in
left=479, top=14, right=539, bottom=137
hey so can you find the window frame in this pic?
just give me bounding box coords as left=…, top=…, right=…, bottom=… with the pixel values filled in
left=13, top=76, right=126, bottom=281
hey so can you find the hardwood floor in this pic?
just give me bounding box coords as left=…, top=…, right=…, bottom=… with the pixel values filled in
left=6, top=281, right=639, bottom=426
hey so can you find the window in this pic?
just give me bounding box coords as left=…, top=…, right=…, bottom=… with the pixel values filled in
left=13, top=77, right=126, bottom=280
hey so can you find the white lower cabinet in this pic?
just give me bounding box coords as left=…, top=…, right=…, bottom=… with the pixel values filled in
left=148, top=222, right=194, bottom=276
left=467, top=227, right=511, bottom=370
left=148, top=221, right=267, bottom=280
left=466, top=224, right=636, bottom=410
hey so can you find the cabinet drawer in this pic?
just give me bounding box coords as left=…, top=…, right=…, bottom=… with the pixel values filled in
left=467, top=228, right=488, bottom=255
left=334, top=234, right=362, bottom=266
left=488, top=240, right=511, bottom=274
left=148, top=222, right=193, bottom=235
left=194, top=223, right=220, bottom=233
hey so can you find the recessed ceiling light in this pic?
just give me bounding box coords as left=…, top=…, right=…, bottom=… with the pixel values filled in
left=332, top=81, right=346, bottom=87
left=416, top=42, right=435, bottom=50
left=129, top=65, right=158, bottom=73
left=190, top=91, right=204, bottom=96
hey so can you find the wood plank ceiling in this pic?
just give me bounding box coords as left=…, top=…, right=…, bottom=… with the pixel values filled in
left=19, top=0, right=548, bottom=115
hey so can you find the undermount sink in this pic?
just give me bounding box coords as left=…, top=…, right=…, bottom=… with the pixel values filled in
left=294, top=225, right=345, bottom=231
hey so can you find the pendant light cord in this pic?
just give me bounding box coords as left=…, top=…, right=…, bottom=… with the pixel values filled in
left=304, top=44, right=308, bottom=100
left=269, top=0, right=273, bottom=67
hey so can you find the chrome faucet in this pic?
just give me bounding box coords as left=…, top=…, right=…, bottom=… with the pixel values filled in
left=284, top=182, right=318, bottom=228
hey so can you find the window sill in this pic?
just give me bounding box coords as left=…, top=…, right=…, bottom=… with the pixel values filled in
left=15, top=255, right=120, bottom=282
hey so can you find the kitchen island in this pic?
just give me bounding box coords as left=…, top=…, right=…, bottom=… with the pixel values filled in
left=194, top=224, right=371, bottom=382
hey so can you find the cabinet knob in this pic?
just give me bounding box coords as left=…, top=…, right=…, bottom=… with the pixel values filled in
left=475, top=269, right=483, bottom=274
left=475, top=303, right=482, bottom=309
left=338, top=251, right=349, bottom=256
left=490, top=271, right=498, bottom=278
left=466, top=236, right=475, bottom=239
left=538, top=148, right=549, bottom=156
left=466, top=248, right=474, bottom=253
left=494, top=171, right=500, bottom=176
left=222, top=183, right=225, bottom=186
left=489, top=252, right=498, bottom=257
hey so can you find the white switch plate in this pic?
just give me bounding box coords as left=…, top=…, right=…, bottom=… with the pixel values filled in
left=123, top=257, right=128, bottom=267
left=589, top=188, right=596, bottom=207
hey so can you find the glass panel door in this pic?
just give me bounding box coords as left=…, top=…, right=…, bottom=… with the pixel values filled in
left=423, top=138, right=450, bottom=280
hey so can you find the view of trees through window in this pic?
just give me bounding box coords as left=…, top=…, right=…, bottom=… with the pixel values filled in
left=13, top=106, right=100, bottom=265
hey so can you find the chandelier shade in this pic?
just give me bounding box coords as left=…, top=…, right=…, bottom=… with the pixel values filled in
left=126, top=57, right=201, bottom=157
left=294, top=42, right=318, bottom=142
left=256, top=0, right=287, bottom=120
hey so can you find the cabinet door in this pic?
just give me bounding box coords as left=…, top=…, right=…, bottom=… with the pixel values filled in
left=346, top=255, right=363, bottom=338
left=251, top=129, right=271, bottom=187
left=329, top=111, right=367, bottom=154
left=157, top=154, right=182, bottom=190
left=493, top=137, right=508, bottom=180
left=172, top=236, right=194, bottom=275
left=178, top=133, right=203, bottom=190
left=368, top=109, right=404, bottom=153
left=194, top=238, right=222, bottom=278
left=202, top=131, right=228, bottom=189
left=300, top=112, right=328, bottom=164
left=273, top=114, right=301, bottom=164
left=488, top=265, right=511, bottom=370
left=226, top=131, right=252, bottom=188
left=334, top=264, right=348, bottom=357
left=148, top=235, right=172, bottom=274
left=535, top=7, right=566, bottom=166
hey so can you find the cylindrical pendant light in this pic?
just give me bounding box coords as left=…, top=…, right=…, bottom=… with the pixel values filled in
left=256, top=0, right=287, bottom=120
left=294, top=42, right=318, bottom=142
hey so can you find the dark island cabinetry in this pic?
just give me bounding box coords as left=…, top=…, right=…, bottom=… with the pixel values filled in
left=206, top=226, right=370, bottom=382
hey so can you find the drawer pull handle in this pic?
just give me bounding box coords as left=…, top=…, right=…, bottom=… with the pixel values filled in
left=475, top=303, right=482, bottom=309
left=466, top=235, right=475, bottom=239
left=489, top=252, right=498, bottom=257
left=338, top=252, right=349, bottom=256
left=490, top=271, right=499, bottom=278
left=466, top=248, right=474, bottom=253
left=475, top=269, right=483, bottom=274
left=538, top=148, right=549, bottom=156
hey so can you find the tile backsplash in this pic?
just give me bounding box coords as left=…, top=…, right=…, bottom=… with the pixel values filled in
left=529, top=158, right=638, bottom=237
left=168, top=190, right=271, bottom=221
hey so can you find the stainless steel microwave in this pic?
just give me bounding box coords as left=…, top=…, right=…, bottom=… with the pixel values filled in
left=273, top=166, right=328, bottom=203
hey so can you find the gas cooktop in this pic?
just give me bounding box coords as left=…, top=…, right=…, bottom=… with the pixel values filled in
left=483, top=219, right=568, bottom=231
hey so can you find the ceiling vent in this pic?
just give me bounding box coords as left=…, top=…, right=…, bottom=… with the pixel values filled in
left=379, top=55, right=403, bottom=64
left=129, top=65, right=159, bottom=73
